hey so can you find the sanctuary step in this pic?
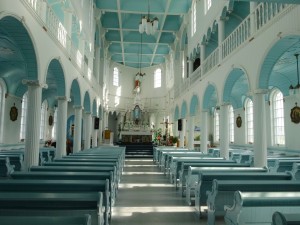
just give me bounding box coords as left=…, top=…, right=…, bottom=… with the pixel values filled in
left=120, top=143, right=154, bottom=158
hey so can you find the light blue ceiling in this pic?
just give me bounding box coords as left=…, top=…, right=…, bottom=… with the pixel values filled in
left=96, top=0, right=192, bottom=68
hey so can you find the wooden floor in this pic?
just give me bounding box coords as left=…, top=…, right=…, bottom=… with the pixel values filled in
left=111, top=159, right=224, bottom=225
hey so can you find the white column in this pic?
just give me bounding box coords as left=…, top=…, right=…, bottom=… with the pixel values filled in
left=201, top=110, right=208, bottom=154
left=220, top=103, right=230, bottom=159
left=188, top=116, right=195, bottom=150
left=23, top=80, right=44, bottom=170
left=73, top=106, right=83, bottom=152
left=253, top=90, right=268, bottom=167
left=84, top=112, right=92, bottom=149
left=250, top=2, right=259, bottom=36
left=200, top=44, right=206, bottom=75
left=98, top=118, right=103, bottom=145
left=218, top=18, right=225, bottom=61
left=188, top=59, right=193, bottom=77
left=56, top=96, right=68, bottom=158
left=179, top=119, right=186, bottom=147
left=92, top=116, right=98, bottom=147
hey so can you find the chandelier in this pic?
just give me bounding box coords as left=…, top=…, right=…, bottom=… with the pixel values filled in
left=289, top=53, right=300, bottom=95
left=136, top=33, right=145, bottom=77
left=139, top=0, right=159, bottom=35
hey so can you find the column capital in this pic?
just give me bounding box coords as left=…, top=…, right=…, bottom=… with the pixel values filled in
left=201, top=109, right=209, bottom=113
left=56, top=96, right=71, bottom=101
left=248, top=89, right=269, bottom=96
left=22, top=79, right=48, bottom=89
left=85, top=111, right=92, bottom=115
left=73, top=105, right=83, bottom=110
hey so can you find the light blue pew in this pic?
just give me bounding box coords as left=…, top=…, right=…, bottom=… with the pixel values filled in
left=207, top=180, right=300, bottom=225
left=272, top=211, right=300, bottom=225
left=10, top=170, right=116, bottom=206
left=0, top=192, right=103, bottom=225
left=269, top=159, right=300, bottom=173
left=194, top=172, right=293, bottom=216
left=0, top=214, right=91, bottom=225
left=0, top=157, right=14, bottom=177
left=224, top=191, right=300, bottom=225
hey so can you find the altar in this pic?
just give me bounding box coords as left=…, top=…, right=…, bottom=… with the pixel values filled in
left=120, top=131, right=152, bottom=143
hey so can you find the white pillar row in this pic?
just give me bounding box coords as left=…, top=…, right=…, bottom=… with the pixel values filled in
left=200, top=110, right=209, bottom=154
left=98, top=118, right=103, bottom=145
left=250, top=2, right=259, bottom=36
left=56, top=96, right=68, bottom=159
left=253, top=89, right=268, bottom=167
left=220, top=103, right=230, bottom=159
left=188, top=116, right=195, bottom=150
left=84, top=112, right=92, bottom=149
left=188, top=59, right=193, bottom=77
left=218, top=18, right=225, bottom=62
left=73, top=105, right=83, bottom=153
left=23, top=80, right=44, bottom=171
left=200, top=44, right=206, bottom=75
left=179, top=119, right=186, bottom=147
left=92, top=116, right=98, bottom=148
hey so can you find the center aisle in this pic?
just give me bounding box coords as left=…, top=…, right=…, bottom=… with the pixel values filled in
left=111, top=159, right=204, bottom=225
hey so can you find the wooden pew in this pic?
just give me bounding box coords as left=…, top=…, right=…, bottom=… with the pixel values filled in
left=0, top=192, right=104, bottom=225
left=0, top=153, right=23, bottom=171
left=0, top=157, right=14, bottom=177
left=272, top=211, right=300, bottom=225
left=0, top=179, right=109, bottom=225
left=207, top=180, right=300, bottom=225
left=194, top=172, right=293, bottom=216
left=42, top=161, right=121, bottom=184
left=169, top=157, right=226, bottom=184
left=11, top=170, right=116, bottom=206
left=178, top=160, right=238, bottom=194
left=269, top=159, right=300, bottom=173
left=0, top=214, right=91, bottom=225
left=184, top=165, right=255, bottom=200
left=224, top=191, right=300, bottom=225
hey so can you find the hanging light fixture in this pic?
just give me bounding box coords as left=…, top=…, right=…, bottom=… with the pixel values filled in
left=136, top=33, right=146, bottom=77
left=289, top=53, right=300, bottom=95
left=139, top=0, right=159, bottom=35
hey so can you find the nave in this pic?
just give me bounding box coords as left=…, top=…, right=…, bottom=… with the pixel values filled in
left=111, top=159, right=222, bottom=225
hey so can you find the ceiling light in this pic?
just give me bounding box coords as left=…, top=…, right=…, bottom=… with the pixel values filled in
left=289, top=53, right=300, bottom=95
left=139, top=0, right=158, bottom=35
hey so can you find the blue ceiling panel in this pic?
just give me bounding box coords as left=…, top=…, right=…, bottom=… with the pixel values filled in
left=153, top=55, right=165, bottom=64
left=111, top=54, right=123, bottom=62
left=96, top=0, right=192, bottom=68
left=159, top=33, right=175, bottom=44
left=169, top=0, right=192, bottom=14
left=126, top=62, right=140, bottom=68
left=105, top=30, right=121, bottom=42
left=163, top=15, right=182, bottom=31
left=124, top=54, right=139, bottom=63
left=108, top=43, right=122, bottom=53
left=156, top=45, right=170, bottom=54
left=101, top=12, right=119, bottom=29
left=95, top=0, right=117, bottom=10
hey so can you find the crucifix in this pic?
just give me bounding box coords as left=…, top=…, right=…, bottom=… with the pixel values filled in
left=160, top=119, right=173, bottom=142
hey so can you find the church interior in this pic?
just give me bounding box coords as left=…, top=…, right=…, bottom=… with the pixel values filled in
left=1, top=0, right=300, bottom=224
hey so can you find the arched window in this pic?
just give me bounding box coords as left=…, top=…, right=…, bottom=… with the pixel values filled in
left=271, top=89, right=285, bottom=146
left=40, top=100, right=47, bottom=140
left=245, top=98, right=253, bottom=144
left=154, top=68, right=161, bottom=88
left=20, top=92, right=28, bottom=141
left=229, top=105, right=234, bottom=143
left=51, top=108, right=58, bottom=140
left=191, top=0, right=197, bottom=36
left=214, top=108, right=220, bottom=143
left=113, top=67, right=119, bottom=87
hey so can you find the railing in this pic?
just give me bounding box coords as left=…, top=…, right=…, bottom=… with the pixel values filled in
left=21, top=0, right=98, bottom=89
left=177, top=2, right=292, bottom=97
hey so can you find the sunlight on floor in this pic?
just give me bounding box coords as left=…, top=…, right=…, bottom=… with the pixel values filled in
left=119, top=183, right=173, bottom=188
left=112, top=206, right=195, bottom=217
left=122, top=172, right=163, bottom=175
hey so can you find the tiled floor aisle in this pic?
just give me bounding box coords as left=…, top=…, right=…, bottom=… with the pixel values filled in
left=111, top=159, right=223, bottom=225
